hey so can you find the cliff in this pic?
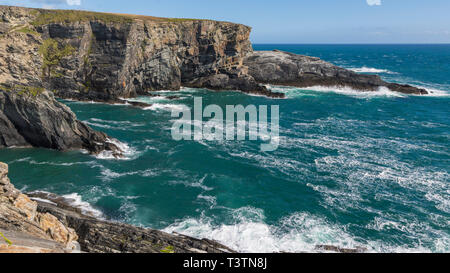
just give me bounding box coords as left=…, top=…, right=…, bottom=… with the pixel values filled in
left=0, top=87, right=122, bottom=156
left=0, top=5, right=426, bottom=104
left=0, top=6, right=277, bottom=101
left=0, top=162, right=235, bottom=253
left=244, top=50, right=428, bottom=95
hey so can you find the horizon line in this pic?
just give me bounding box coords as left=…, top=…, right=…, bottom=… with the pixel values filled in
left=252, top=43, right=450, bottom=45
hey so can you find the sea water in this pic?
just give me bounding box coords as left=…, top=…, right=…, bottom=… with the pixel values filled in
left=1, top=44, right=449, bottom=253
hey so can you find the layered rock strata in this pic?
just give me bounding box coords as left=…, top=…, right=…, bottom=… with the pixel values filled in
left=0, top=88, right=122, bottom=156
left=244, top=50, right=428, bottom=95
left=0, top=162, right=235, bottom=253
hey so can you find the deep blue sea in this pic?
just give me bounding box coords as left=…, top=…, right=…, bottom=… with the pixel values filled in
left=1, top=44, right=449, bottom=252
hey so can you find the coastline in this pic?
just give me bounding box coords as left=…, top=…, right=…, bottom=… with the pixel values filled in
left=0, top=162, right=236, bottom=253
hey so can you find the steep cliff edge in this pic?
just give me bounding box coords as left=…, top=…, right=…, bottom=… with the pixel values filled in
left=0, top=162, right=235, bottom=253
left=0, top=6, right=427, bottom=100
left=0, top=6, right=278, bottom=101
left=0, top=87, right=122, bottom=156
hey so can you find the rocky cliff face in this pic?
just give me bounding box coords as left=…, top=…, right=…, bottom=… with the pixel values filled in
left=244, top=50, right=428, bottom=95
left=0, top=6, right=427, bottom=102
left=0, top=6, right=277, bottom=101
left=0, top=87, right=122, bottom=156
left=0, top=162, right=235, bottom=253
left=0, top=162, right=79, bottom=253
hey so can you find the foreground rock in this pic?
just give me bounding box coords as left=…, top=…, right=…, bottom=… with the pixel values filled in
left=244, top=50, right=428, bottom=95
left=0, top=162, right=235, bottom=253
left=0, top=87, right=122, bottom=156
left=0, top=162, right=79, bottom=253
left=29, top=191, right=236, bottom=253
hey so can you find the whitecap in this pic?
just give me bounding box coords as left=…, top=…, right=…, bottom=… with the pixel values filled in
left=61, top=193, right=104, bottom=219
left=163, top=209, right=360, bottom=253
left=348, top=66, right=397, bottom=74
left=95, top=138, right=137, bottom=160
left=143, top=103, right=189, bottom=112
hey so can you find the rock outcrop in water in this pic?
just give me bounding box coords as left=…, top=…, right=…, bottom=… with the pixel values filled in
left=0, top=87, right=122, bottom=156
left=0, top=162, right=235, bottom=253
left=244, top=50, right=428, bottom=95
left=0, top=5, right=428, bottom=105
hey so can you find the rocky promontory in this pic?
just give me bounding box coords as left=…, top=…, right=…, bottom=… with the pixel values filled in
left=244, top=50, right=428, bottom=95
left=0, top=162, right=235, bottom=253
left=0, top=5, right=427, bottom=106
left=0, top=86, right=122, bottom=157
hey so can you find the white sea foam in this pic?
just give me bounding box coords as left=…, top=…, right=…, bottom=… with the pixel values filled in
left=163, top=208, right=362, bottom=253
left=95, top=138, right=137, bottom=160
left=348, top=66, right=396, bottom=74
left=61, top=193, right=104, bottom=219
left=143, top=103, right=188, bottom=112
left=268, top=85, right=406, bottom=99
left=164, top=206, right=449, bottom=253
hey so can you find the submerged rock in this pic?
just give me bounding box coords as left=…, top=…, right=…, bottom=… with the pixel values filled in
left=244, top=50, right=428, bottom=95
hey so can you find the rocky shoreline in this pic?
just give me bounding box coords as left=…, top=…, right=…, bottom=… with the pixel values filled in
left=1, top=162, right=367, bottom=253
left=0, top=162, right=235, bottom=253
left=0, top=88, right=123, bottom=157
left=244, top=50, right=428, bottom=95
left=0, top=6, right=430, bottom=254
left=0, top=5, right=429, bottom=153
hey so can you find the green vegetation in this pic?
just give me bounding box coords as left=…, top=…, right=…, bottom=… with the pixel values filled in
left=164, top=18, right=208, bottom=22
left=31, top=10, right=134, bottom=26
left=0, top=84, right=12, bottom=92
left=141, top=38, right=148, bottom=52
left=1, top=84, right=44, bottom=98
left=30, top=9, right=212, bottom=27
left=15, top=26, right=39, bottom=36
left=160, top=245, right=175, bottom=253
left=39, top=38, right=75, bottom=78
left=0, top=232, right=12, bottom=246
left=16, top=85, right=45, bottom=98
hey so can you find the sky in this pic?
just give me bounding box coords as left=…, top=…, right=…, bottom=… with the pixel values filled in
left=1, top=0, right=449, bottom=43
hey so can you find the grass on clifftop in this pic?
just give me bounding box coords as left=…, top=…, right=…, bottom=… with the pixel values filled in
left=31, top=9, right=134, bottom=26
left=31, top=9, right=213, bottom=26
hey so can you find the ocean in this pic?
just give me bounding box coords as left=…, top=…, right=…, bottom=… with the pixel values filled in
left=1, top=44, right=449, bottom=253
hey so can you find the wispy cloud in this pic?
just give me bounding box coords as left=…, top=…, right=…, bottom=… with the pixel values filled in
left=366, top=0, right=382, bottom=6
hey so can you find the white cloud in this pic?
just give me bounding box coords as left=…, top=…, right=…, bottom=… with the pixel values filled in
left=367, top=0, right=382, bottom=6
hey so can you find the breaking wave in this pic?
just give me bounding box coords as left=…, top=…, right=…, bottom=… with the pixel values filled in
left=348, top=66, right=397, bottom=74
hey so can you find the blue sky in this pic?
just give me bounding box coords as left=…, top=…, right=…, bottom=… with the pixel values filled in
left=1, top=0, right=449, bottom=43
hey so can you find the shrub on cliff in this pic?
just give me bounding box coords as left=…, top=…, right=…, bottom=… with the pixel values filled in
left=39, top=38, right=75, bottom=79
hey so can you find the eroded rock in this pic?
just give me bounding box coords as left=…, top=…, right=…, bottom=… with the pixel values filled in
left=244, top=50, right=428, bottom=95
left=0, top=162, right=79, bottom=252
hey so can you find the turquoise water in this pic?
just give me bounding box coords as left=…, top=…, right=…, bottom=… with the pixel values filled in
left=1, top=45, right=449, bottom=253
